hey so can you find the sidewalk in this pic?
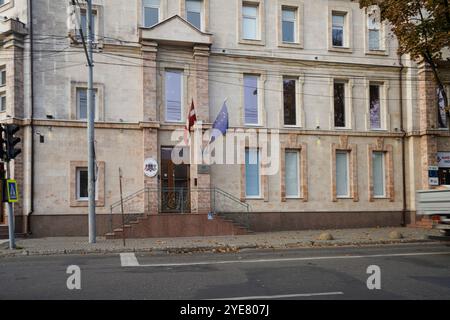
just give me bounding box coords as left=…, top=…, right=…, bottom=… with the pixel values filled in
left=0, top=227, right=442, bottom=257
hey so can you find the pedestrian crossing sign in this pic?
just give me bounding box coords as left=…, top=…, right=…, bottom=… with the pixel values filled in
left=7, top=179, right=19, bottom=203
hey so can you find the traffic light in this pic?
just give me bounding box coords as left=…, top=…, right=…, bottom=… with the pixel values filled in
left=5, top=124, right=21, bottom=161
left=0, top=125, right=6, bottom=162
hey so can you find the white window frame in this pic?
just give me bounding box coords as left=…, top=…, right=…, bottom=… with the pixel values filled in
left=78, top=9, right=99, bottom=42
left=242, top=3, right=259, bottom=40
left=0, top=92, right=6, bottom=112
left=243, top=74, right=262, bottom=126
left=281, top=7, right=297, bottom=43
left=238, top=0, right=265, bottom=45
left=0, top=66, right=5, bottom=87
left=76, top=167, right=89, bottom=201
left=328, top=7, right=352, bottom=53
left=285, top=149, right=301, bottom=198
left=185, top=0, right=203, bottom=30
left=330, top=78, right=354, bottom=130
left=164, top=69, right=184, bottom=123
left=142, top=0, right=160, bottom=27
left=336, top=151, right=350, bottom=198
left=372, top=151, right=386, bottom=198
left=76, top=87, right=98, bottom=121
left=365, top=6, right=388, bottom=55
left=245, top=148, right=262, bottom=199
left=282, top=76, right=304, bottom=127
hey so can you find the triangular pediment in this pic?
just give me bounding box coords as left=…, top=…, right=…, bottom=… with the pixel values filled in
left=140, top=15, right=212, bottom=46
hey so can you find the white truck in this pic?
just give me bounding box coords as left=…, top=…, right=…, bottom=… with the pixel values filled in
left=416, top=188, right=450, bottom=237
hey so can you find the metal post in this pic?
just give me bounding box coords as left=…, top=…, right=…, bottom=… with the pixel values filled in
left=87, top=0, right=96, bottom=244
left=119, top=168, right=126, bottom=247
left=5, top=161, right=15, bottom=249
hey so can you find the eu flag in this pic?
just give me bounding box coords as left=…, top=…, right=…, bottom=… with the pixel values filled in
left=210, top=101, right=229, bottom=144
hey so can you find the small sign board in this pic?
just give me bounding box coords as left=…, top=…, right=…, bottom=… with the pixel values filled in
left=437, top=152, right=450, bottom=168
left=428, top=166, right=439, bottom=186
left=198, top=164, right=210, bottom=174
left=144, top=158, right=158, bottom=178
left=6, top=179, right=19, bottom=203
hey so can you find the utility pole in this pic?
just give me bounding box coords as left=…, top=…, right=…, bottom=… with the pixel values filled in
left=86, top=0, right=96, bottom=244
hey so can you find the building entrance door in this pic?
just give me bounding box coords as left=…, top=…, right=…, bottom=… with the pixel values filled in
left=0, top=164, right=4, bottom=224
left=160, top=147, right=190, bottom=213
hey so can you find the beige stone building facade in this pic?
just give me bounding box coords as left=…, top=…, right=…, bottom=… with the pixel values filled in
left=0, top=0, right=449, bottom=237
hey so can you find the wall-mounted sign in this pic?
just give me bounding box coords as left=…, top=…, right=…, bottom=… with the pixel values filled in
left=198, top=164, right=210, bottom=174
left=6, top=179, right=19, bottom=203
left=144, top=158, right=158, bottom=178
left=437, top=152, right=450, bottom=168
left=428, top=166, right=439, bottom=186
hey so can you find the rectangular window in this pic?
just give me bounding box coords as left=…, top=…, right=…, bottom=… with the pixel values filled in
left=78, top=10, right=97, bottom=40
left=76, top=167, right=89, bottom=200
left=332, top=13, right=345, bottom=47
left=242, top=4, right=258, bottom=40
left=143, top=0, right=160, bottom=27
left=245, top=148, right=260, bottom=197
left=282, top=8, right=296, bottom=43
left=165, top=70, right=183, bottom=122
left=370, top=84, right=381, bottom=129
left=336, top=151, right=349, bottom=197
left=0, top=93, right=6, bottom=112
left=76, top=88, right=96, bottom=120
left=244, top=74, right=259, bottom=125
left=285, top=150, right=300, bottom=197
left=0, top=67, right=5, bottom=86
left=367, top=10, right=381, bottom=50
left=372, top=151, right=385, bottom=197
left=334, top=81, right=346, bottom=127
left=283, top=78, right=296, bottom=126
left=186, top=0, right=202, bottom=29
left=0, top=0, right=5, bottom=6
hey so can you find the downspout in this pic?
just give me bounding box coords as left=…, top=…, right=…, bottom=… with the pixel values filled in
left=398, top=54, right=407, bottom=227
left=27, top=0, right=34, bottom=235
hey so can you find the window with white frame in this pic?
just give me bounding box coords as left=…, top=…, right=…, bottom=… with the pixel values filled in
left=372, top=151, right=386, bottom=197
left=332, top=12, right=346, bottom=47
left=186, top=0, right=202, bottom=29
left=334, top=81, right=346, bottom=128
left=282, top=7, right=297, bottom=43
left=143, top=0, right=160, bottom=27
left=283, top=77, right=297, bottom=126
left=367, top=6, right=381, bottom=51
left=165, top=70, right=183, bottom=122
left=437, top=87, right=448, bottom=129
left=285, top=150, right=300, bottom=198
left=369, top=84, right=382, bottom=129
left=78, top=9, right=97, bottom=40
left=0, top=92, right=6, bottom=112
left=242, top=4, right=259, bottom=40
left=244, top=74, right=259, bottom=125
left=0, top=0, right=5, bottom=6
left=336, top=151, right=350, bottom=198
left=0, top=66, right=5, bottom=86
left=76, top=167, right=89, bottom=200
left=245, top=148, right=260, bottom=198
left=76, top=88, right=97, bottom=120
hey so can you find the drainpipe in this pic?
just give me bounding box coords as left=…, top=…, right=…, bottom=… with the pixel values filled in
left=398, top=54, right=407, bottom=227
left=27, top=0, right=34, bottom=235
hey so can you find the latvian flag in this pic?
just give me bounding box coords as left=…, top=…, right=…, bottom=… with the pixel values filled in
left=184, top=99, right=197, bottom=144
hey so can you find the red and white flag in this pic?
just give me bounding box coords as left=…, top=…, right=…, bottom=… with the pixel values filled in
left=184, top=99, right=197, bottom=144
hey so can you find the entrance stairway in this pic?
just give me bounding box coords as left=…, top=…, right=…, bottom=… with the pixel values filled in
left=105, top=187, right=253, bottom=239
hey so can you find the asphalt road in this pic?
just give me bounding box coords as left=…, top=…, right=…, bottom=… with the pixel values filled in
left=0, top=243, right=449, bottom=300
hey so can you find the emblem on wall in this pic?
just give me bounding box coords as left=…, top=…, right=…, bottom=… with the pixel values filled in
left=144, top=158, right=158, bottom=178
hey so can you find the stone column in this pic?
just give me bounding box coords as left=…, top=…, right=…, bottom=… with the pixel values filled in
left=417, top=62, right=439, bottom=189
left=142, top=40, right=159, bottom=215
left=190, top=45, right=211, bottom=213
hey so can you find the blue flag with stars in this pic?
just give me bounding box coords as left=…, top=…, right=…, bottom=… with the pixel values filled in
left=210, top=101, right=229, bottom=144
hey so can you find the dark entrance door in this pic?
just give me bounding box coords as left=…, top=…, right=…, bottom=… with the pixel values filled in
left=160, top=147, right=190, bottom=213
left=439, top=168, right=450, bottom=185
left=0, top=164, right=4, bottom=224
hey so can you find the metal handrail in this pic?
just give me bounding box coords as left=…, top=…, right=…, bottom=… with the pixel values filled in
left=108, top=186, right=252, bottom=234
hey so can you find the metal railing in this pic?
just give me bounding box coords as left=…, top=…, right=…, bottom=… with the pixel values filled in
left=108, top=187, right=251, bottom=234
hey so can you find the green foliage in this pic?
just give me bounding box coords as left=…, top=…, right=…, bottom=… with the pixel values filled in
left=359, top=0, right=450, bottom=63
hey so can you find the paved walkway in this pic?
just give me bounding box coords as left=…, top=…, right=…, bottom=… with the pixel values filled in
left=0, top=227, right=442, bottom=257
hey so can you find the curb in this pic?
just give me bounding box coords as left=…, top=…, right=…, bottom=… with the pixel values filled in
left=0, top=238, right=440, bottom=258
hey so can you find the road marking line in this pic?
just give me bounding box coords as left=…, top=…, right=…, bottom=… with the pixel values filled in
left=120, top=253, right=140, bottom=267
left=210, top=291, right=344, bottom=300
left=133, top=251, right=450, bottom=267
